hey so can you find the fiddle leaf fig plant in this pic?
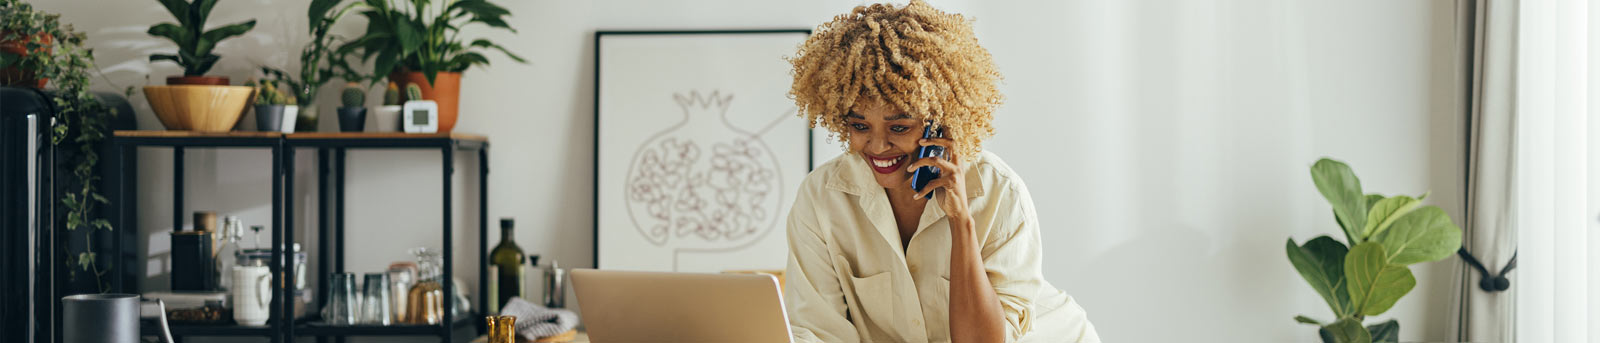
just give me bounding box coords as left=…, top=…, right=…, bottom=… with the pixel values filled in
left=1287, top=158, right=1462, bottom=343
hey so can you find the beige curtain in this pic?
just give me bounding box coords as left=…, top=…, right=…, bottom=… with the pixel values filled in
left=1451, top=0, right=1518, bottom=341
left=1454, top=0, right=1600, bottom=342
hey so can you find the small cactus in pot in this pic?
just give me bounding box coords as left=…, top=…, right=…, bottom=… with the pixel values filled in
left=341, top=83, right=365, bottom=108
left=406, top=82, right=423, bottom=101
left=384, top=81, right=401, bottom=106
left=372, top=82, right=404, bottom=132
left=336, top=82, right=369, bottom=132
left=248, top=79, right=299, bottom=133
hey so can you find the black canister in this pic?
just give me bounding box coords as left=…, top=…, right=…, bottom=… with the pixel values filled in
left=170, top=231, right=215, bottom=291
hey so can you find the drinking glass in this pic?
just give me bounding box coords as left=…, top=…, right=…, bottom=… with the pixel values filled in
left=322, top=273, right=360, bottom=325
left=359, top=273, right=393, bottom=325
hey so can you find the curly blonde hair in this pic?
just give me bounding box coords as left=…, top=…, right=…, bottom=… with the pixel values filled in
left=788, top=0, right=1002, bottom=160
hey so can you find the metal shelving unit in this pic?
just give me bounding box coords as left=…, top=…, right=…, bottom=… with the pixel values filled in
left=110, top=131, right=490, bottom=343
left=287, top=132, right=489, bottom=342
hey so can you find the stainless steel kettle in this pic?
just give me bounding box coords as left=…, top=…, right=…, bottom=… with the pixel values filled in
left=61, top=294, right=175, bottom=343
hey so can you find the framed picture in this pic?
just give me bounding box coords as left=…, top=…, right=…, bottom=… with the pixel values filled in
left=594, top=29, right=824, bottom=273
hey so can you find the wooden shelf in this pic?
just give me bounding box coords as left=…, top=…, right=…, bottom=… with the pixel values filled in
left=114, top=130, right=282, bottom=138
left=287, top=132, right=487, bottom=143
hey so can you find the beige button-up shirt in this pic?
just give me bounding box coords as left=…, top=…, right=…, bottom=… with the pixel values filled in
left=784, top=151, right=1099, bottom=343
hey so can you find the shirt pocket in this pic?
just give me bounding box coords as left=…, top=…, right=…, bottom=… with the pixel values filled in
left=834, top=254, right=900, bottom=339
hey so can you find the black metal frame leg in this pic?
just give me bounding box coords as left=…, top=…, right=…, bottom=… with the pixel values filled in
left=270, top=144, right=283, bottom=343
left=440, top=144, right=455, bottom=343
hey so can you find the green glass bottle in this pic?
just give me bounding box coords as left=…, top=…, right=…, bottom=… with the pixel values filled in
left=488, top=217, right=525, bottom=314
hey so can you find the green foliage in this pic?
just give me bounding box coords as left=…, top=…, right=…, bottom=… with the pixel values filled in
left=247, top=79, right=295, bottom=105
left=1311, top=159, right=1368, bottom=244
left=1366, top=319, right=1399, bottom=342
left=405, top=82, right=421, bottom=100
left=341, top=82, right=365, bottom=107
left=1319, top=318, right=1371, bottom=343
left=1344, top=242, right=1414, bottom=316
left=1289, top=158, right=1462, bottom=343
left=146, top=0, right=256, bottom=76
left=2, top=0, right=119, bottom=293
left=1285, top=237, right=1350, bottom=316
left=1372, top=206, right=1462, bottom=266
left=257, top=0, right=364, bottom=106
left=383, top=81, right=400, bottom=105
left=340, top=0, right=527, bottom=86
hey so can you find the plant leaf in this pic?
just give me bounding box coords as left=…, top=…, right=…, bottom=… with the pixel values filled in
left=1366, top=319, right=1399, bottom=342
left=1294, top=315, right=1323, bottom=325
left=156, top=0, right=190, bottom=26
left=447, top=51, right=489, bottom=71
left=309, top=0, right=341, bottom=23
left=469, top=39, right=525, bottom=63
left=1345, top=242, right=1415, bottom=316
left=396, top=18, right=424, bottom=57
left=1372, top=206, right=1463, bottom=265
left=1287, top=237, right=1351, bottom=316
left=1312, top=158, right=1368, bottom=245
left=194, top=0, right=218, bottom=27
left=1364, top=193, right=1385, bottom=210
left=373, top=48, right=400, bottom=81
left=147, top=22, right=193, bottom=47
left=198, top=20, right=256, bottom=55
left=77, top=252, right=96, bottom=270
left=1319, top=318, right=1372, bottom=343
left=1363, top=195, right=1420, bottom=239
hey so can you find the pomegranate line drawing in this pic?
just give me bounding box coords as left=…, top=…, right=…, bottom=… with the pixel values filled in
left=622, top=90, right=796, bottom=270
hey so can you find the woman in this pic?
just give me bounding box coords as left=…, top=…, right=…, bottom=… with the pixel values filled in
left=783, top=1, right=1099, bottom=342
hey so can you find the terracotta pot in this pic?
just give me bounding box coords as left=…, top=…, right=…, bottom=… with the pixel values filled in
left=144, top=85, right=254, bottom=131
left=390, top=71, right=461, bottom=132
left=0, top=31, right=51, bottom=88
left=167, top=75, right=230, bottom=86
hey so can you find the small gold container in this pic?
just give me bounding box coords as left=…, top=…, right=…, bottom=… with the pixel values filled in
left=487, top=315, right=517, bottom=343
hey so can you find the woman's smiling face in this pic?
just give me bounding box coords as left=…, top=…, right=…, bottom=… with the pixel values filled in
left=846, top=101, right=926, bottom=189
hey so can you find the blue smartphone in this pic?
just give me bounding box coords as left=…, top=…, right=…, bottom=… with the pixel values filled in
left=911, top=121, right=945, bottom=193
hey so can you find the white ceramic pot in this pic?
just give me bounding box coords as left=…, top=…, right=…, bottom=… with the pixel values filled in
left=279, top=105, right=300, bottom=133
left=372, top=105, right=402, bottom=132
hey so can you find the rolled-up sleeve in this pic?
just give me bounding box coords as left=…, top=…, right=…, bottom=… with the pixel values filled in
left=784, top=188, right=860, bottom=343
left=983, top=182, right=1047, bottom=342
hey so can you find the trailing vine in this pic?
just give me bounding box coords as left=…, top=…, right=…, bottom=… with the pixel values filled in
left=1, top=0, right=120, bottom=293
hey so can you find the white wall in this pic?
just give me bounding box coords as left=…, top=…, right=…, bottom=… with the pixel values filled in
left=37, top=0, right=1465, bottom=341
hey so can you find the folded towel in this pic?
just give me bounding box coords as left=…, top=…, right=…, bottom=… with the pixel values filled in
left=500, top=297, right=579, bottom=340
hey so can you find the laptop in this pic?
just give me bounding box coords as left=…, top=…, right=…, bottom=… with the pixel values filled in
left=571, top=269, right=794, bottom=343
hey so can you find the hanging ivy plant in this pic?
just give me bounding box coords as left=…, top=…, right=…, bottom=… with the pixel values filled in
left=0, top=0, right=122, bottom=293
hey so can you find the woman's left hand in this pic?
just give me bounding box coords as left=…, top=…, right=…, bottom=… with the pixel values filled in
left=907, top=137, right=971, bottom=222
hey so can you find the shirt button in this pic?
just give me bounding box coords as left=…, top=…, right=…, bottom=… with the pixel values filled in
left=909, top=266, right=918, bottom=274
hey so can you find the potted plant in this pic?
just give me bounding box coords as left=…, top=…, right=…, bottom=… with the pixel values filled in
left=143, top=0, right=255, bottom=131
left=1, top=0, right=123, bottom=294
left=260, top=0, right=364, bottom=133
left=336, top=82, right=365, bottom=132
left=248, top=79, right=298, bottom=133
left=0, top=17, right=49, bottom=88
left=372, top=81, right=402, bottom=132
left=1287, top=158, right=1463, bottom=343
left=341, top=0, right=526, bottom=133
